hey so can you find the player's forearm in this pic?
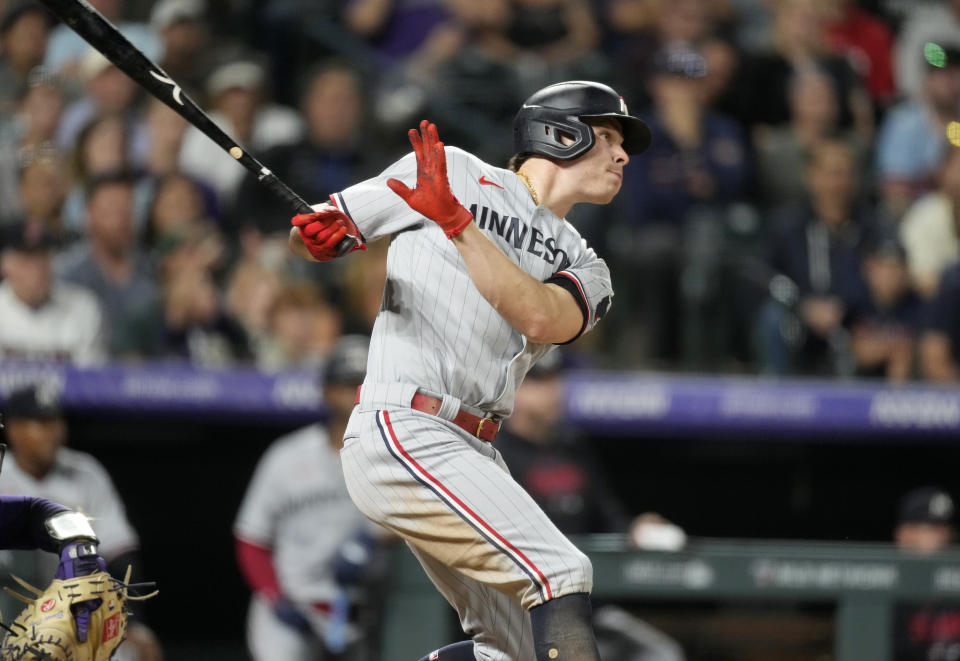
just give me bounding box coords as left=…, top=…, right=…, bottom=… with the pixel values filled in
left=0, top=495, right=69, bottom=552
left=451, top=224, right=582, bottom=343
left=235, top=537, right=283, bottom=601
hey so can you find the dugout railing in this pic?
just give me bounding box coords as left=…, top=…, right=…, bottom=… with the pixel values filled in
left=380, top=535, right=960, bottom=660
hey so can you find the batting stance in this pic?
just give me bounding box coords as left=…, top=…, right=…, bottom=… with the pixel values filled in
left=289, top=81, right=650, bottom=660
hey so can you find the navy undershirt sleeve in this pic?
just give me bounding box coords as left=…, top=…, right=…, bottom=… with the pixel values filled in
left=0, top=495, right=69, bottom=553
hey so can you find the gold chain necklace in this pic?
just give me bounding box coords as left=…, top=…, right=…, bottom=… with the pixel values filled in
left=516, top=171, right=539, bottom=206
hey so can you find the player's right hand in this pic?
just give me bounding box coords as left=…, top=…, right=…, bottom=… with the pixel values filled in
left=291, top=208, right=364, bottom=262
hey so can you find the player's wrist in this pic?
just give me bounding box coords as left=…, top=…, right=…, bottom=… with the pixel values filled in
left=442, top=205, right=474, bottom=239
left=46, top=511, right=99, bottom=546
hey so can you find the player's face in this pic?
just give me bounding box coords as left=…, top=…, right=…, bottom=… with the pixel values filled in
left=562, top=120, right=629, bottom=205
left=896, top=522, right=953, bottom=554
left=5, top=417, right=64, bottom=478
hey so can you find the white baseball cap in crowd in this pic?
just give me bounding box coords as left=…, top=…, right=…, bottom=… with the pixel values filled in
left=150, top=0, right=206, bottom=31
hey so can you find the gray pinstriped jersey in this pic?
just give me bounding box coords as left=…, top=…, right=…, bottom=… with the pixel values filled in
left=331, top=147, right=613, bottom=417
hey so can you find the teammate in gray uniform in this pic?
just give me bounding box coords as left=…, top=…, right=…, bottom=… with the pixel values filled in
left=235, top=334, right=379, bottom=661
left=288, top=81, right=651, bottom=661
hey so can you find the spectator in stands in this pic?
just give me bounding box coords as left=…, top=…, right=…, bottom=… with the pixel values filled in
left=427, top=1, right=522, bottom=159
left=0, top=67, right=66, bottom=223
left=13, top=147, right=69, bottom=241
left=145, top=171, right=224, bottom=273
left=735, top=0, right=872, bottom=138
left=496, top=352, right=687, bottom=660
left=254, top=281, right=341, bottom=371
left=337, top=235, right=389, bottom=335
left=56, top=50, right=149, bottom=168
left=898, top=146, right=960, bottom=299
left=0, top=1, right=52, bottom=119
left=894, top=0, right=960, bottom=101
left=848, top=237, right=922, bottom=381
left=44, top=0, right=159, bottom=78
left=232, top=61, right=369, bottom=237
left=159, top=265, right=252, bottom=366
left=876, top=44, right=960, bottom=222
left=179, top=59, right=303, bottom=209
left=892, top=486, right=960, bottom=660
left=225, top=257, right=283, bottom=351
left=56, top=171, right=162, bottom=359
left=822, top=0, right=895, bottom=108
left=0, top=383, right=164, bottom=661
left=605, top=0, right=728, bottom=106
left=699, top=34, right=743, bottom=117
left=496, top=0, right=602, bottom=87
left=0, top=221, right=105, bottom=365
left=755, top=139, right=873, bottom=376
left=341, top=0, right=462, bottom=77
left=919, top=261, right=960, bottom=382
left=753, top=67, right=870, bottom=211
left=142, top=97, right=190, bottom=181
left=615, top=43, right=748, bottom=363
left=61, top=113, right=151, bottom=236
left=150, top=0, right=215, bottom=99
left=625, top=44, right=748, bottom=234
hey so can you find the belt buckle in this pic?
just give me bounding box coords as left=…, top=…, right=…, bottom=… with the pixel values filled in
left=476, top=418, right=494, bottom=438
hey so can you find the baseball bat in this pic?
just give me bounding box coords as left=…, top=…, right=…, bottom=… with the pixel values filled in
left=37, top=0, right=356, bottom=255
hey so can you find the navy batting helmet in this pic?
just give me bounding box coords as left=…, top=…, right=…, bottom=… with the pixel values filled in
left=513, top=81, right=651, bottom=161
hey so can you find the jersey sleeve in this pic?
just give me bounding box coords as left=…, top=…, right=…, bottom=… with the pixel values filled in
left=330, top=152, right=424, bottom=242
left=544, top=242, right=614, bottom=344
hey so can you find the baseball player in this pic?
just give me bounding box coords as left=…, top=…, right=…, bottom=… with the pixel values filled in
left=234, top=334, right=381, bottom=661
left=0, top=415, right=111, bottom=649
left=288, top=81, right=649, bottom=661
left=0, top=383, right=162, bottom=661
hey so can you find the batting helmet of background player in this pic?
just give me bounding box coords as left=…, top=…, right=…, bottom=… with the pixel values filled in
left=512, top=81, right=652, bottom=161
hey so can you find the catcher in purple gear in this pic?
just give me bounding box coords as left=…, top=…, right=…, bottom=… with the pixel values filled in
left=0, top=406, right=156, bottom=661
left=0, top=421, right=108, bottom=648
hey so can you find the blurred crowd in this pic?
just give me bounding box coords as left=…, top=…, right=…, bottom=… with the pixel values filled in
left=3, top=0, right=960, bottom=381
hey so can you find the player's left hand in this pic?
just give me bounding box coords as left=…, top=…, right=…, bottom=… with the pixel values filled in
left=332, top=529, right=377, bottom=586
left=55, top=541, right=107, bottom=642
left=387, top=120, right=473, bottom=239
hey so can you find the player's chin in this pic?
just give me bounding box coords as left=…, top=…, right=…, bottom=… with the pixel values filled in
left=595, top=183, right=622, bottom=204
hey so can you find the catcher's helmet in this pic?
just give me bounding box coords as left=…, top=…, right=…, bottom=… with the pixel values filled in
left=513, top=81, right=652, bottom=161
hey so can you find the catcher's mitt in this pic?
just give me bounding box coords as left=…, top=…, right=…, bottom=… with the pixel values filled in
left=0, top=567, right=157, bottom=661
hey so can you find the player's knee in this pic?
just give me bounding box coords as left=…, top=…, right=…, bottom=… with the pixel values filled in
left=567, top=548, right=594, bottom=593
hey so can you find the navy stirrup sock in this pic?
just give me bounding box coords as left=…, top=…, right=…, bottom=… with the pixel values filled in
left=529, top=592, right=601, bottom=661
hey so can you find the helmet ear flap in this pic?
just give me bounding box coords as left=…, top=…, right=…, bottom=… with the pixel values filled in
left=513, top=107, right=595, bottom=160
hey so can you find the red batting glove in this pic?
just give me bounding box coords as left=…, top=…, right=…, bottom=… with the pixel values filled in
left=291, top=208, right=364, bottom=261
left=386, top=120, right=473, bottom=239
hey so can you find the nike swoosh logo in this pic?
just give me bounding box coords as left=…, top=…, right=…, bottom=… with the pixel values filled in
left=479, top=175, right=504, bottom=189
